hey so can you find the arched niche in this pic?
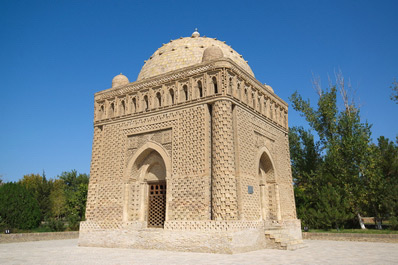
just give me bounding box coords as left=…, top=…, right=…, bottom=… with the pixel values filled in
left=123, top=141, right=171, bottom=227
left=256, top=146, right=281, bottom=222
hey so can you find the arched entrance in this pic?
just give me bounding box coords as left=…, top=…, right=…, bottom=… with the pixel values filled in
left=257, top=148, right=281, bottom=222
left=124, top=142, right=170, bottom=228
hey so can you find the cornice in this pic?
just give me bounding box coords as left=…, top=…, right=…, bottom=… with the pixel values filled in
left=94, top=59, right=287, bottom=107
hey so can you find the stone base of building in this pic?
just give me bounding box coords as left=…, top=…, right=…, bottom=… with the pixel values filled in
left=78, top=219, right=302, bottom=254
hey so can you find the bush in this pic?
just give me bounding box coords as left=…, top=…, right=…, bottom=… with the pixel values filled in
left=46, top=218, right=65, bottom=232
left=390, top=216, right=398, bottom=230
left=66, top=214, right=80, bottom=231
left=0, top=183, right=41, bottom=229
left=0, top=216, right=7, bottom=232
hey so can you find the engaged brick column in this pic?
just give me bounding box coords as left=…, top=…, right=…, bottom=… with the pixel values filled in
left=85, top=126, right=102, bottom=219
left=211, top=100, right=239, bottom=220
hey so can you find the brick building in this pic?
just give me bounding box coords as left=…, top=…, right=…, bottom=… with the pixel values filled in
left=78, top=30, right=303, bottom=253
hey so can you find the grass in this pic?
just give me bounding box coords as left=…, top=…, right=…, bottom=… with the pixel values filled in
left=305, top=229, right=398, bottom=234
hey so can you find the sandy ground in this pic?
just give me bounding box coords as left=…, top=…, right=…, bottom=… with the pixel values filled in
left=0, top=239, right=397, bottom=265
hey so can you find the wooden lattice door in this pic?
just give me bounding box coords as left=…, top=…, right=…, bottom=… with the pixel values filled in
left=147, top=183, right=166, bottom=228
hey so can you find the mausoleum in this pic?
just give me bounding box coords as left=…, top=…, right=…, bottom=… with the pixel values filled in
left=79, top=30, right=303, bottom=253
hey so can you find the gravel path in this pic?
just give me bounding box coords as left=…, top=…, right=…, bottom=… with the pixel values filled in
left=0, top=239, right=397, bottom=265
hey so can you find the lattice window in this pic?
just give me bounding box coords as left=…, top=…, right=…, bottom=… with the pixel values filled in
left=147, top=183, right=166, bottom=228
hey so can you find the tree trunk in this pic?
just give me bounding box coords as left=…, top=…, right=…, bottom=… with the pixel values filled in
left=375, top=218, right=383, bottom=230
left=357, top=213, right=366, bottom=229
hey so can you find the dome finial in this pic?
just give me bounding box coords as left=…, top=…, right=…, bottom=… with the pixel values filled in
left=192, top=28, right=200, bottom=38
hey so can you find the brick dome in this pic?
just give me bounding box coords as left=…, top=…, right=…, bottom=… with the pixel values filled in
left=112, top=73, right=129, bottom=88
left=137, top=31, right=254, bottom=81
left=202, top=45, right=224, bottom=62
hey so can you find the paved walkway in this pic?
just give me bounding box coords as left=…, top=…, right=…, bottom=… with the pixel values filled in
left=0, top=239, right=397, bottom=265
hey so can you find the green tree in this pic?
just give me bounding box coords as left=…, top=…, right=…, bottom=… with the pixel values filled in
left=308, top=184, right=353, bottom=229
left=374, top=137, right=398, bottom=220
left=289, top=127, right=323, bottom=227
left=290, top=78, right=376, bottom=229
left=49, top=179, right=67, bottom=219
left=59, top=170, right=89, bottom=229
left=19, top=173, right=51, bottom=219
left=357, top=136, right=398, bottom=229
left=0, top=183, right=41, bottom=229
left=289, top=127, right=321, bottom=188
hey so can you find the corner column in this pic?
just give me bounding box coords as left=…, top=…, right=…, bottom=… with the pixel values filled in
left=211, top=100, right=239, bottom=220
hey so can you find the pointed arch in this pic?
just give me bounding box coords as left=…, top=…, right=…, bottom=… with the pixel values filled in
left=123, top=141, right=171, bottom=225
left=120, top=100, right=126, bottom=115
left=212, top=76, right=218, bottom=94
left=131, top=97, right=137, bottom=113
left=182, top=85, right=188, bottom=101
left=255, top=146, right=277, bottom=180
left=109, top=102, right=115, bottom=117
left=143, top=95, right=149, bottom=111
left=156, top=92, right=162, bottom=107
left=169, top=89, right=175, bottom=105
left=125, top=141, right=171, bottom=181
left=99, top=104, right=105, bottom=119
left=197, top=80, right=203, bottom=98
left=256, top=146, right=281, bottom=221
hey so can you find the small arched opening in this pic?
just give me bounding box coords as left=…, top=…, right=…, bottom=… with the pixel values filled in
left=144, top=95, right=149, bottom=111
left=228, top=77, right=233, bottom=95
left=99, top=105, right=104, bottom=119
left=131, top=97, right=137, bottom=113
left=212, top=76, right=218, bottom=94
left=197, top=81, right=203, bottom=98
left=270, top=103, right=274, bottom=120
left=156, top=92, right=162, bottom=107
left=263, top=99, right=268, bottom=116
left=183, top=85, right=188, bottom=101
left=109, top=102, right=115, bottom=118
left=258, top=97, right=262, bottom=113
left=120, top=100, right=126, bottom=115
left=169, top=89, right=175, bottom=105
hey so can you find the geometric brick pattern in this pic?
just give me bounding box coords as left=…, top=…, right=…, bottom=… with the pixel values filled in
left=82, top=34, right=301, bottom=253
left=211, top=100, right=238, bottom=220
left=236, top=107, right=255, bottom=176
left=239, top=175, right=261, bottom=220
left=85, top=61, right=296, bottom=227
left=175, top=105, right=207, bottom=177
left=164, top=220, right=264, bottom=231
left=168, top=175, right=210, bottom=221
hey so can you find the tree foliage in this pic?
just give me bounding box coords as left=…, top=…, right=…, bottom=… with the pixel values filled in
left=372, top=137, right=398, bottom=219
left=59, top=170, right=89, bottom=223
left=289, top=78, right=397, bottom=229
left=1, top=170, right=89, bottom=232
left=49, top=179, right=67, bottom=219
left=19, top=173, right=51, bottom=219
left=0, top=183, right=41, bottom=229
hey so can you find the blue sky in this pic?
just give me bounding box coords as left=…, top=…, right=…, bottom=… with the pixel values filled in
left=1, top=0, right=397, bottom=182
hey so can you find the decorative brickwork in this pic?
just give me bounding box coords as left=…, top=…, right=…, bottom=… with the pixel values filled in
left=211, top=100, right=238, bottom=220
left=80, top=31, right=302, bottom=253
